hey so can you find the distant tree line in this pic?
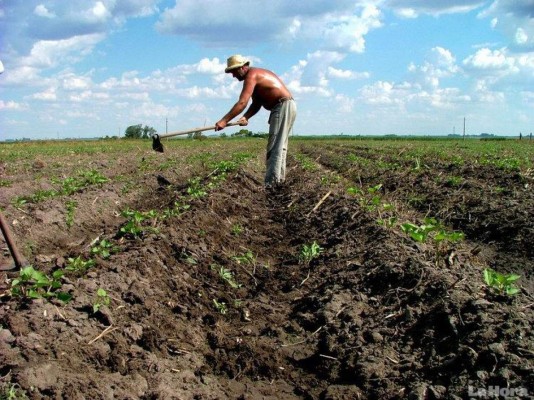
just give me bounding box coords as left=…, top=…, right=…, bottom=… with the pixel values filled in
left=124, top=124, right=157, bottom=139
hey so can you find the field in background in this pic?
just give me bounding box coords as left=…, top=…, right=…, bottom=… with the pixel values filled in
left=1, top=137, right=533, bottom=399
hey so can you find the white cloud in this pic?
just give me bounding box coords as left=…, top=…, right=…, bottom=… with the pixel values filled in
left=463, top=48, right=515, bottom=71
left=19, top=34, right=105, bottom=70
left=408, top=47, right=459, bottom=89
left=32, top=87, right=57, bottom=100
left=386, top=0, right=485, bottom=17
left=0, top=100, right=26, bottom=110
left=34, top=4, right=56, bottom=18
left=328, top=67, right=369, bottom=80
left=157, top=1, right=382, bottom=53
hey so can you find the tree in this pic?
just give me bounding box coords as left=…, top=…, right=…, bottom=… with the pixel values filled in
left=124, top=124, right=143, bottom=139
left=142, top=125, right=156, bottom=139
left=124, top=124, right=156, bottom=139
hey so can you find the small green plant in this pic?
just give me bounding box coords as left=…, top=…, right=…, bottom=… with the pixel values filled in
left=11, top=197, right=27, bottom=209
left=232, top=250, right=256, bottom=266
left=377, top=216, right=397, bottom=228
left=65, top=256, right=96, bottom=274
left=401, top=217, right=464, bottom=244
left=295, top=154, right=317, bottom=171
left=93, top=288, right=111, bottom=313
left=212, top=299, right=228, bottom=315
left=230, top=223, right=244, bottom=236
left=445, top=176, right=463, bottom=187
left=347, top=186, right=363, bottom=196
left=483, top=268, right=521, bottom=296
left=11, top=266, right=71, bottom=303
left=90, top=239, right=117, bottom=259
left=119, top=209, right=158, bottom=238
left=0, top=383, right=28, bottom=400
left=211, top=264, right=241, bottom=289
left=65, top=200, right=77, bottom=227
left=186, top=177, right=207, bottom=198
left=299, top=241, right=323, bottom=265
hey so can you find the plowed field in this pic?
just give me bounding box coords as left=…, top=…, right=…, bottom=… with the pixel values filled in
left=1, top=137, right=533, bottom=399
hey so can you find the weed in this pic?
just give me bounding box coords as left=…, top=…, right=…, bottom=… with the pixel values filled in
left=0, top=383, right=28, bottom=400
left=232, top=250, right=256, bottom=266
left=11, top=266, right=72, bottom=303
left=445, top=176, right=463, bottom=187
left=186, top=177, right=207, bottom=198
left=212, top=299, right=228, bottom=315
left=401, top=217, right=464, bottom=244
left=483, top=268, right=520, bottom=296
left=295, top=154, right=317, bottom=171
left=93, top=288, right=111, bottom=313
left=65, top=200, right=77, bottom=227
left=377, top=216, right=397, bottom=228
left=299, top=241, right=323, bottom=265
left=90, top=239, right=117, bottom=259
left=119, top=209, right=158, bottom=238
left=231, top=223, right=244, bottom=236
left=211, top=264, right=241, bottom=288
left=65, top=256, right=96, bottom=274
left=11, top=197, right=27, bottom=209
left=347, top=186, right=364, bottom=196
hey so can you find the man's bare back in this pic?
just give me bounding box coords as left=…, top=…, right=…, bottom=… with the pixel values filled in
left=215, top=64, right=292, bottom=129
left=246, top=67, right=292, bottom=111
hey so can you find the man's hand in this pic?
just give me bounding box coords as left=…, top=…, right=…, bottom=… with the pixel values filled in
left=215, top=120, right=227, bottom=131
left=238, top=117, right=249, bottom=126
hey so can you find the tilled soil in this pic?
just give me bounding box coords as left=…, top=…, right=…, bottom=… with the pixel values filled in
left=0, top=139, right=533, bottom=399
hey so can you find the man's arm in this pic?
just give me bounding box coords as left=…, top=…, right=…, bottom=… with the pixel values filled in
left=239, top=100, right=262, bottom=125
left=216, top=71, right=256, bottom=130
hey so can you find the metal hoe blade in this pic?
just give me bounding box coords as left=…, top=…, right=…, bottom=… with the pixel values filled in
left=152, top=134, right=164, bottom=153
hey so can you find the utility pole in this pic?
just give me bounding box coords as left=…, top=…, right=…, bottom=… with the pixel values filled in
left=463, top=117, right=466, bottom=140
left=166, top=118, right=168, bottom=135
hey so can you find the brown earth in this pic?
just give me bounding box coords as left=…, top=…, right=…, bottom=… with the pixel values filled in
left=0, top=139, right=533, bottom=399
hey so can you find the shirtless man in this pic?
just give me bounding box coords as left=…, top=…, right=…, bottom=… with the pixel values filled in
left=215, top=55, right=297, bottom=187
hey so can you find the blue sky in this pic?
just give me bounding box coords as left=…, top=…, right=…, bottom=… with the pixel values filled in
left=1, top=0, right=534, bottom=139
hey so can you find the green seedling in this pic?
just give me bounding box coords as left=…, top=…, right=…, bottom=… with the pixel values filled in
left=93, top=288, right=111, bottom=313
left=0, top=383, right=28, bottom=400
left=347, top=186, right=364, bottom=196
left=65, top=200, right=77, bottom=227
left=11, top=197, right=27, bottom=209
left=186, top=177, right=207, bottom=198
left=377, top=216, right=397, bottom=228
left=299, top=241, right=323, bottom=265
left=119, top=209, right=158, bottom=238
left=80, top=169, right=109, bottom=185
left=230, top=223, right=244, bottom=236
left=211, top=264, right=241, bottom=289
left=401, top=217, right=465, bottom=244
left=65, top=256, right=96, bottom=274
left=213, top=299, right=228, bottom=315
left=483, top=268, right=521, bottom=296
left=162, top=201, right=190, bottom=219
left=90, top=239, right=117, bottom=259
left=232, top=250, right=256, bottom=266
left=11, top=266, right=71, bottom=303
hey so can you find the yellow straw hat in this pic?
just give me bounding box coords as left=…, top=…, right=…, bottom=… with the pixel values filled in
left=225, top=55, right=250, bottom=73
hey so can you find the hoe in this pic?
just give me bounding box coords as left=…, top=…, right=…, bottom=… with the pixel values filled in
left=151, top=122, right=240, bottom=153
left=0, top=211, right=29, bottom=271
